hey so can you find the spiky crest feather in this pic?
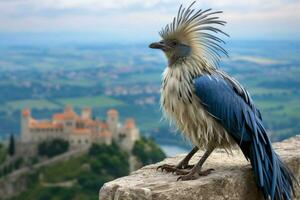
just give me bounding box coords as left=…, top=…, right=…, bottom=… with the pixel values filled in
left=160, top=1, right=228, bottom=69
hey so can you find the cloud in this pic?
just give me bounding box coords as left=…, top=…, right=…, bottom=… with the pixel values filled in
left=0, top=0, right=299, bottom=41
left=2, top=0, right=298, bottom=16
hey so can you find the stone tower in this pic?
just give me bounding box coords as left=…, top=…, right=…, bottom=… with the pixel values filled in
left=107, top=109, right=119, bottom=141
left=81, top=108, right=91, bottom=120
left=21, top=108, right=31, bottom=143
left=119, top=118, right=140, bottom=151
left=63, top=106, right=76, bottom=135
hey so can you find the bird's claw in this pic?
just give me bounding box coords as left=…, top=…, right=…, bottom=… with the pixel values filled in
left=157, top=164, right=178, bottom=173
left=156, top=164, right=190, bottom=175
left=157, top=163, right=194, bottom=171
left=177, top=168, right=215, bottom=181
left=157, top=164, right=170, bottom=171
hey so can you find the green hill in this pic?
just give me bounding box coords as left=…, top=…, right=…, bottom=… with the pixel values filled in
left=9, top=138, right=165, bottom=200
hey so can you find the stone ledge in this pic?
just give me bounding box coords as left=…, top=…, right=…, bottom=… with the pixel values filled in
left=99, top=136, right=300, bottom=200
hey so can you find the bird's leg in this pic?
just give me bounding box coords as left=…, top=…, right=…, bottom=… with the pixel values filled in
left=177, top=147, right=215, bottom=181
left=176, top=146, right=199, bottom=169
left=157, top=146, right=199, bottom=173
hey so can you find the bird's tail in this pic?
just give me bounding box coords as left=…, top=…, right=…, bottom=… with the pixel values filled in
left=246, top=119, right=296, bottom=200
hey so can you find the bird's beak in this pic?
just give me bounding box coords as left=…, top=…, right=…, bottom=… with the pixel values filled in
left=149, top=41, right=167, bottom=50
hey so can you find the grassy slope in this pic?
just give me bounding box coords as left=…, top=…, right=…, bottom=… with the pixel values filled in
left=6, top=99, right=60, bottom=110
left=10, top=143, right=127, bottom=200
left=9, top=139, right=165, bottom=200
left=14, top=156, right=101, bottom=200
left=4, top=96, right=124, bottom=111
left=57, top=96, right=124, bottom=108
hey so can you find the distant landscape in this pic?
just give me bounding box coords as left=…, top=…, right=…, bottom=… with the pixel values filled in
left=0, top=40, right=299, bottom=148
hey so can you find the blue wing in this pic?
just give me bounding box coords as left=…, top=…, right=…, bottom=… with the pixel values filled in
left=193, top=73, right=258, bottom=145
left=193, top=73, right=295, bottom=200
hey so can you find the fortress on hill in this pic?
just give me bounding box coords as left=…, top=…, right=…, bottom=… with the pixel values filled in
left=20, top=106, right=140, bottom=151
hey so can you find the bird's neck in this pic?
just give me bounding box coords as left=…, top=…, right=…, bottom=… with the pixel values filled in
left=166, top=56, right=215, bottom=79
left=161, top=57, right=216, bottom=108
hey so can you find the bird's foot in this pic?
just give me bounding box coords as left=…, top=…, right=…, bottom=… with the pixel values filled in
left=157, top=164, right=194, bottom=174
left=177, top=168, right=214, bottom=181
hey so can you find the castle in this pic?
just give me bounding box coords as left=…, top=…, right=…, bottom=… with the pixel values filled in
left=20, top=106, right=140, bottom=151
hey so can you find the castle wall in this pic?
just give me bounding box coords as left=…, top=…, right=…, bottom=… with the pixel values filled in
left=81, top=108, right=91, bottom=119
left=21, top=112, right=31, bottom=143
left=20, top=108, right=139, bottom=152
left=117, top=127, right=140, bottom=152
left=69, top=134, right=92, bottom=148
left=29, top=129, right=67, bottom=143
left=63, top=119, right=75, bottom=134
left=94, top=136, right=112, bottom=146
left=107, top=110, right=119, bottom=141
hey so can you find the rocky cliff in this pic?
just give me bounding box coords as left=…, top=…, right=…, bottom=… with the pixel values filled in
left=99, top=136, right=300, bottom=200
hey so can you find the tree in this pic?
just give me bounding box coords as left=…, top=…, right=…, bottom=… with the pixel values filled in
left=38, top=139, right=69, bottom=158
left=8, top=134, right=15, bottom=156
left=132, top=137, right=166, bottom=166
left=89, top=143, right=129, bottom=177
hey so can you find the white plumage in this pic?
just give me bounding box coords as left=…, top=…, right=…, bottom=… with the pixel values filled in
left=160, top=60, right=235, bottom=150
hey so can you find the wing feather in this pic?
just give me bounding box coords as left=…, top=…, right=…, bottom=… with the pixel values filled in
left=193, top=73, right=295, bottom=200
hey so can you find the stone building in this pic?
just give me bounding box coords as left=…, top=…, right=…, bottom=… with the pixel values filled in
left=20, top=106, right=139, bottom=151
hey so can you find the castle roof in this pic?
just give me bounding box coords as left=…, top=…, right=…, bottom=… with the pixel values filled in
left=52, top=113, right=65, bottom=121
left=99, top=121, right=108, bottom=129
left=22, top=108, right=30, bottom=117
left=52, top=106, right=77, bottom=121
left=107, top=109, right=118, bottom=116
left=124, top=118, right=136, bottom=129
left=63, top=106, right=77, bottom=119
left=29, top=120, right=63, bottom=129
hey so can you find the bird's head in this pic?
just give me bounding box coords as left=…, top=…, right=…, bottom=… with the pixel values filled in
left=149, top=38, right=191, bottom=66
left=149, top=1, right=228, bottom=69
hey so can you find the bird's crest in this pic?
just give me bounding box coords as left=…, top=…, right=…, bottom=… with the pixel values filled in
left=159, top=1, right=229, bottom=68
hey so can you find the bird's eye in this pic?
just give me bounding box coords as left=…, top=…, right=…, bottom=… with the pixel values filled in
left=172, top=41, right=177, bottom=46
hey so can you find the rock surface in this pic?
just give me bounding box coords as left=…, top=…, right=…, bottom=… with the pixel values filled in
left=99, top=136, right=300, bottom=200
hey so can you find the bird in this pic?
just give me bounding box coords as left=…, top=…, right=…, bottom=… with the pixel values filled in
left=149, top=1, right=296, bottom=200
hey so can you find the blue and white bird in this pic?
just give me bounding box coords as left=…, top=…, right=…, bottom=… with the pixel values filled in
left=149, top=2, right=295, bottom=200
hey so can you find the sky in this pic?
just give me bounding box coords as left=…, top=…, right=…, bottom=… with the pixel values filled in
left=0, top=0, right=300, bottom=44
